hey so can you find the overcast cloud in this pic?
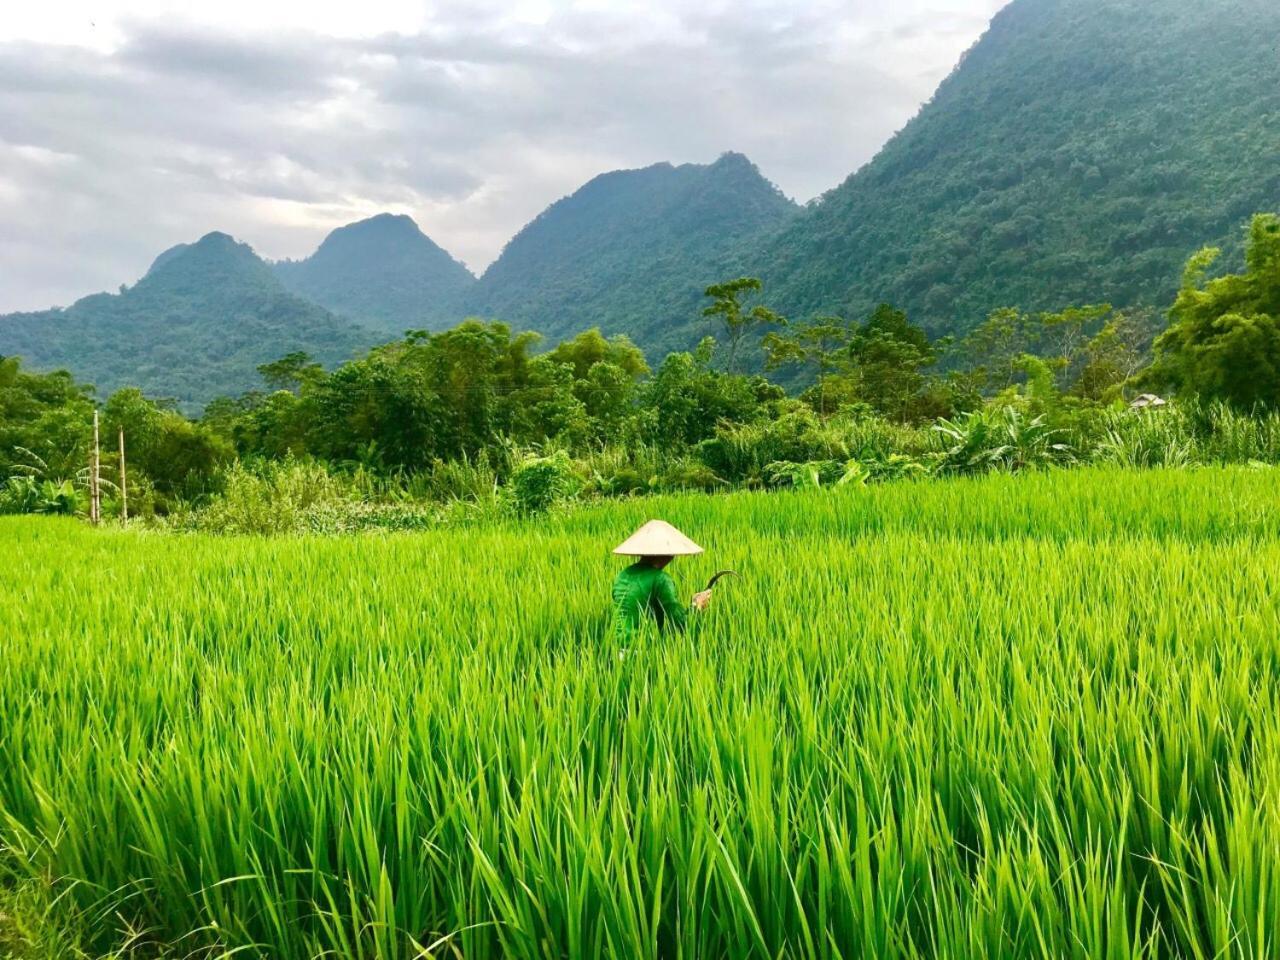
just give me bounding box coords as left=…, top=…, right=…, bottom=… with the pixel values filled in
left=0, top=0, right=1005, bottom=312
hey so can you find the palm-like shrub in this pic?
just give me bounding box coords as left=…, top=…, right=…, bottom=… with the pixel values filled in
left=932, top=407, right=1073, bottom=475
left=0, top=446, right=95, bottom=516
left=0, top=476, right=80, bottom=515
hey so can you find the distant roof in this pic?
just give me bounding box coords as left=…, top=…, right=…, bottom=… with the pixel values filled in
left=1130, top=393, right=1167, bottom=409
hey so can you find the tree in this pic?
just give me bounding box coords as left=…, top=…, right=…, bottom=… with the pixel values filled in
left=507, top=357, right=589, bottom=445
left=543, top=328, right=650, bottom=438
left=1149, top=214, right=1280, bottom=409
left=641, top=338, right=779, bottom=446
left=761, top=316, right=851, bottom=417
left=848, top=304, right=939, bottom=422
left=104, top=388, right=231, bottom=498
left=257, top=352, right=324, bottom=392
left=0, top=357, right=94, bottom=480
left=304, top=349, right=446, bottom=470
left=960, top=307, right=1044, bottom=394
left=960, top=303, right=1116, bottom=396
left=1069, top=309, right=1159, bottom=402
left=702, top=278, right=785, bottom=372
left=544, top=328, right=648, bottom=382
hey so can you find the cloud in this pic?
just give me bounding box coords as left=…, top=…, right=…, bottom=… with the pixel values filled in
left=0, top=0, right=1005, bottom=312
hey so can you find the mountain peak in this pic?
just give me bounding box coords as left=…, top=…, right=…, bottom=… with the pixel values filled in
left=0, top=231, right=372, bottom=409
left=709, top=151, right=752, bottom=170
left=470, top=151, right=798, bottom=353
left=356, top=212, right=417, bottom=229
left=145, top=231, right=261, bottom=279
left=311, top=213, right=437, bottom=255
left=140, top=231, right=273, bottom=295
left=273, top=214, right=475, bottom=335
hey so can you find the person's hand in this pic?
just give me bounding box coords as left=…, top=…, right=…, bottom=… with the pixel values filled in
left=692, top=589, right=712, bottom=611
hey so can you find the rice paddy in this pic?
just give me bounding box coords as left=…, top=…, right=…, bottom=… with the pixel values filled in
left=3, top=466, right=1280, bottom=959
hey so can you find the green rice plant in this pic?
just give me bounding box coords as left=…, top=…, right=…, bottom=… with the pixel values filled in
left=3, top=467, right=1280, bottom=959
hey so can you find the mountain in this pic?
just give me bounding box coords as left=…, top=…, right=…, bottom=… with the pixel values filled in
left=0, top=232, right=376, bottom=409
left=760, top=0, right=1280, bottom=335
left=466, top=152, right=799, bottom=355
left=274, top=214, right=475, bottom=335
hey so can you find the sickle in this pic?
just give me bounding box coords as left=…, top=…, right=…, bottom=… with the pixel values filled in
left=705, top=570, right=739, bottom=591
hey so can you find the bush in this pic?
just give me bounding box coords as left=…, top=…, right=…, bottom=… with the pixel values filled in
left=419, top=453, right=501, bottom=504
left=931, top=406, right=1073, bottom=475
left=860, top=453, right=928, bottom=483
left=508, top=451, right=580, bottom=515
left=839, top=415, right=932, bottom=462
left=190, top=459, right=350, bottom=534
left=300, top=501, right=439, bottom=534
left=763, top=459, right=843, bottom=489
left=586, top=466, right=649, bottom=497
left=576, top=443, right=671, bottom=497
left=1092, top=406, right=1197, bottom=468
left=697, top=408, right=852, bottom=484
left=0, top=476, right=80, bottom=515
left=658, top=459, right=725, bottom=492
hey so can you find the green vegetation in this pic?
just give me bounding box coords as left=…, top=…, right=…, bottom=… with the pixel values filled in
left=0, top=233, right=375, bottom=410
left=275, top=214, right=476, bottom=336
left=4, top=467, right=1280, bottom=958
left=5, top=2, right=1280, bottom=954
left=761, top=0, right=1280, bottom=335
left=468, top=153, right=798, bottom=355
left=1148, top=213, right=1280, bottom=409
left=4, top=213, right=1280, bottom=530
left=3, top=216, right=1279, bottom=959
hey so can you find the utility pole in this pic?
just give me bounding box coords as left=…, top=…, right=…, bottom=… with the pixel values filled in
left=91, top=410, right=101, bottom=525
left=118, top=426, right=128, bottom=523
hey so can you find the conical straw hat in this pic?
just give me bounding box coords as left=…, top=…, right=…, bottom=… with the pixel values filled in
left=613, top=520, right=704, bottom=556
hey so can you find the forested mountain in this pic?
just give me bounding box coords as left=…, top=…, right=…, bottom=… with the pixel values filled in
left=5, top=0, right=1279, bottom=397
left=0, top=232, right=375, bottom=409
left=760, top=0, right=1280, bottom=335
left=466, top=152, right=799, bottom=353
left=274, top=214, right=475, bottom=335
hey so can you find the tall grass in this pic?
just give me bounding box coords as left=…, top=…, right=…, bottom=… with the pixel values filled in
left=3, top=467, right=1280, bottom=958
left=1092, top=401, right=1280, bottom=467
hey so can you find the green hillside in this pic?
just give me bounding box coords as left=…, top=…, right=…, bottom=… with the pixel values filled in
left=0, top=233, right=375, bottom=409
left=760, top=0, right=1280, bottom=334
left=274, top=214, right=476, bottom=335
left=467, top=152, right=799, bottom=354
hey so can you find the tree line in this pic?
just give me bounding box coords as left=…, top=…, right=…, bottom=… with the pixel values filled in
left=2, top=214, right=1278, bottom=524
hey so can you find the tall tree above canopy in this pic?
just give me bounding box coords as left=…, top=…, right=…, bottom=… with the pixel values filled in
left=702, top=277, right=785, bottom=373
left=544, top=329, right=650, bottom=437
left=1150, top=214, right=1280, bottom=410
left=847, top=304, right=940, bottom=423
left=544, top=328, right=649, bottom=382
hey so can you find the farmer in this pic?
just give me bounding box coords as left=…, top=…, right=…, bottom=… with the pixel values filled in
left=611, top=520, right=712, bottom=643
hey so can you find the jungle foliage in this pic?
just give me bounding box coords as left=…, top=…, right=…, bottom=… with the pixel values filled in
left=759, top=0, right=1280, bottom=335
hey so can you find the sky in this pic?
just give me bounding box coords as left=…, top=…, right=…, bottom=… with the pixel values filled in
left=0, top=0, right=1007, bottom=312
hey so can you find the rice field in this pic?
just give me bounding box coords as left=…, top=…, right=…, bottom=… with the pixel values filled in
left=3, top=466, right=1280, bottom=959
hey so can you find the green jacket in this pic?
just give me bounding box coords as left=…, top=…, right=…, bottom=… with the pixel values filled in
left=611, top=562, right=687, bottom=642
